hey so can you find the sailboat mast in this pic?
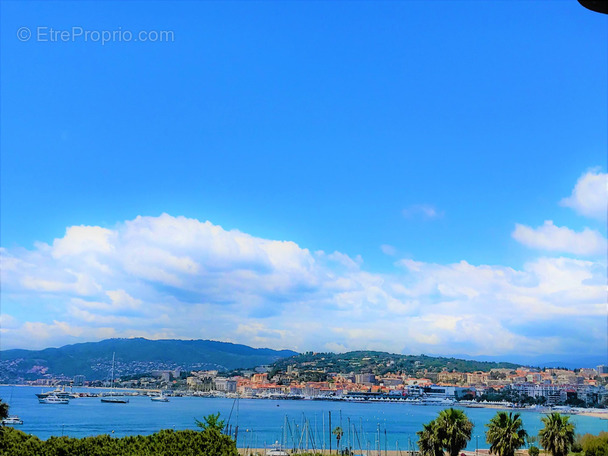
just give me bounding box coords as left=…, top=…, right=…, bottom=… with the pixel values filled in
left=111, top=352, right=115, bottom=392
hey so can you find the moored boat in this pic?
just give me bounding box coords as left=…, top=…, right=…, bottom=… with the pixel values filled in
left=100, top=395, right=129, bottom=404
left=101, top=352, right=129, bottom=404
left=266, top=442, right=289, bottom=456
left=39, top=394, right=69, bottom=404
left=36, top=386, right=76, bottom=400
left=1, top=415, right=24, bottom=425
left=151, top=392, right=169, bottom=402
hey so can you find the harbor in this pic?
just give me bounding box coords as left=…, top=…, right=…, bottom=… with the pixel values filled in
left=1, top=386, right=606, bottom=450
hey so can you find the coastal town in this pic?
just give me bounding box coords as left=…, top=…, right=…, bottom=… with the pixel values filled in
left=20, top=360, right=608, bottom=412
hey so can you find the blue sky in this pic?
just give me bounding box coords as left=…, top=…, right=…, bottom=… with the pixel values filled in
left=1, top=1, right=606, bottom=366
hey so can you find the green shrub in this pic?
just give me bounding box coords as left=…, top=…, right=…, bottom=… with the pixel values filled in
left=0, top=426, right=238, bottom=456
left=529, top=445, right=540, bottom=456
left=581, top=432, right=608, bottom=456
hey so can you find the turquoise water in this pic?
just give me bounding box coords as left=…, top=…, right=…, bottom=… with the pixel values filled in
left=2, top=386, right=606, bottom=450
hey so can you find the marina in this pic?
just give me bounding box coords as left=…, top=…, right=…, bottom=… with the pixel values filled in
left=1, top=386, right=606, bottom=449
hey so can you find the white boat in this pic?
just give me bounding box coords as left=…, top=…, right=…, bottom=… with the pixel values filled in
left=151, top=392, right=169, bottom=402
left=1, top=415, right=24, bottom=425
left=266, top=442, right=289, bottom=456
left=418, top=397, right=455, bottom=406
left=101, top=395, right=130, bottom=404
left=39, top=394, right=69, bottom=404
left=36, top=386, right=75, bottom=400
left=100, top=352, right=129, bottom=404
left=36, top=388, right=62, bottom=399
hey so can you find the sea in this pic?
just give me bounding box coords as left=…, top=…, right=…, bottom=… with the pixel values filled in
left=1, top=386, right=606, bottom=451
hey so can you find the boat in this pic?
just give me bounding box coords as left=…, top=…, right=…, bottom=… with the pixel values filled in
left=418, top=397, right=455, bottom=406
left=36, top=388, right=57, bottom=399
left=1, top=415, right=24, bottom=425
left=3, top=388, right=24, bottom=424
left=36, top=386, right=75, bottom=400
left=39, top=394, right=69, bottom=404
left=101, top=395, right=130, bottom=404
left=100, top=352, right=129, bottom=404
left=266, top=442, right=289, bottom=456
left=151, top=392, right=169, bottom=402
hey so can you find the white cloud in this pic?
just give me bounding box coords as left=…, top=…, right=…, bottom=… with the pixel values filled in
left=0, top=314, right=19, bottom=330
left=380, top=244, right=397, bottom=256
left=512, top=220, right=607, bottom=256
left=560, top=169, right=607, bottom=220
left=51, top=225, right=115, bottom=258
left=0, top=213, right=605, bottom=360
left=402, top=204, right=443, bottom=219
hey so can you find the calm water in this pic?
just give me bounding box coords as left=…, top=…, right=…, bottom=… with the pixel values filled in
left=2, top=386, right=606, bottom=450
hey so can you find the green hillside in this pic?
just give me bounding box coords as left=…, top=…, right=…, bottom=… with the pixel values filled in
left=270, top=351, right=520, bottom=380
left=0, top=338, right=297, bottom=381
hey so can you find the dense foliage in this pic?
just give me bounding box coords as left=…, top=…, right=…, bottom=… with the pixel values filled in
left=476, top=388, right=547, bottom=405
left=578, top=432, right=608, bottom=456
left=0, top=426, right=238, bottom=456
left=270, top=351, right=519, bottom=378
left=0, top=399, right=8, bottom=420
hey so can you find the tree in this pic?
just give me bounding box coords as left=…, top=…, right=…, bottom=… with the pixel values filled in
left=417, top=409, right=473, bottom=456
left=581, top=431, right=608, bottom=456
left=417, top=421, right=444, bottom=456
left=0, top=400, right=8, bottom=421
left=435, top=408, right=474, bottom=456
left=539, top=413, right=576, bottom=456
left=195, top=412, right=225, bottom=432
left=333, top=426, right=344, bottom=453
left=485, top=411, right=528, bottom=456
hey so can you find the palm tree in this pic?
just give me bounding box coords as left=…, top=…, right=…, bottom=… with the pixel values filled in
left=485, top=411, right=528, bottom=456
left=435, top=408, right=474, bottom=456
left=417, top=421, right=444, bottom=456
left=539, top=413, right=575, bottom=456
left=333, top=426, right=344, bottom=453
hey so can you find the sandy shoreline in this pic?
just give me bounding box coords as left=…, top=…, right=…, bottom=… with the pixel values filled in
left=577, top=411, right=608, bottom=419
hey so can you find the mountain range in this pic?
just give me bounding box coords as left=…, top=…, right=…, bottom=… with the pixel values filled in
left=0, top=338, right=297, bottom=381
left=2, top=337, right=598, bottom=384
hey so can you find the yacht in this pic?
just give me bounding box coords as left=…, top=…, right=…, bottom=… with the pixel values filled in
left=101, top=395, right=130, bottom=404
left=100, top=352, right=129, bottom=404
left=419, top=397, right=455, bottom=406
left=36, top=386, right=76, bottom=400
left=151, top=392, right=169, bottom=402
left=266, top=442, right=289, bottom=456
left=39, top=394, right=69, bottom=404
left=1, top=415, right=24, bottom=425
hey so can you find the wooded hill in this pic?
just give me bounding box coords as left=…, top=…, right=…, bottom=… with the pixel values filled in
left=269, top=351, right=521, bottom=380
left=0, top=338, right=297, bottom=381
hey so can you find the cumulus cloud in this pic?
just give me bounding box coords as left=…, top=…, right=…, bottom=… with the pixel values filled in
left=560, top=169, right=607, bottom=220
left=0, top=213, right=605, bottom=360
left=402, top=204, right=443, bottom=219
left=380, top=244, right=397, bottom=256
left=512, top=220, right=607, bottom=256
